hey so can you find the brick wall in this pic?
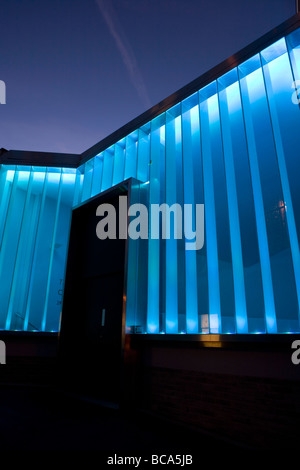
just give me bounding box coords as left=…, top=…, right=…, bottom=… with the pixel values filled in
left=137, top=367, right=300, bottom=449
left=125, top=338, right=300, bottom=450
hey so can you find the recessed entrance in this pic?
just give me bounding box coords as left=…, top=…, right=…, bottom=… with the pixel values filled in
left=58, top=180, right=133, bottom=405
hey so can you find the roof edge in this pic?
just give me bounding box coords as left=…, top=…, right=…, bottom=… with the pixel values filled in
left=0, top=149, right=81, bottom=168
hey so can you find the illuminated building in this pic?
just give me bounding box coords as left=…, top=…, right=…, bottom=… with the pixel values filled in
left=1, top=12, right=300, bottom=449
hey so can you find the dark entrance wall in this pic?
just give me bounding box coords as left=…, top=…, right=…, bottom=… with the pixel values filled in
left=59, top=181, right=130, bottom=404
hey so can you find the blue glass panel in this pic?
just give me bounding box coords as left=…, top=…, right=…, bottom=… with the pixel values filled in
left=200, top=92, right=236, bottom=333
left=7, top=169, right=46, bottom=330
left=134, top=182, right=149, bottom=332
left=260, top=38, right=287, bottom=64
left=125, top=181, right=140, bottom=332
left=137, top=124, right=150, bottom=183
left=216, top=83, right=242, bottom=333
left=182, top=97, right=210, bottom=334
left=287, top=28, right=300, bottom=82
left=101, top=147, right=114, bottom=192
left=219, top=70, right=265, bottom=333
left=73, top=166, right=84, bottom=206
left=124, top=131, right=138, bottom=180
left=147, top=115, right=166, bottom=333
left=165, top=104, right=185, bottom=334
left=113, top=140, right=125, bottom=186
left=181, top=95, right=201, bottom=334
left=165, top=110, right=179, bottom=334
left=81, top=160, right=94, bottom=202
left=0, top=168, right=31, bottom=329
left=218, top=72, right=265, bottom=333
left=40, top=171, right=64, bottom=332
left=25, top=169, right=62, bottom=331
left=0, top=166, right=16, bottom=251
left=91, top=154, right=104, bottom=198
left=261, top=44, right=300, bottom=331
left=44, top=170, right=76, bottom=331
left=239, top=61, right=299, bottom=332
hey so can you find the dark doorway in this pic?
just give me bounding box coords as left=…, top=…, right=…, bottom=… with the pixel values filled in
left=59, top=181, right=131, bottom=405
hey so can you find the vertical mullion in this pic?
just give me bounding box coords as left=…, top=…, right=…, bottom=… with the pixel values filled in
left=137, top=127, right=150, bottom=183
left=217, top=86, right=248, bottom=334
left=125, top=181, right=139, bottom=332
left=165, top=111, right=179, bottom=334
left=73, top=168, right=84, bottom=206
left=24, top=170, right=48, bottom=331
left=147, top=122, right=160, bottom=333
left=181, top=101, right=199, bottom=334
left=91, top=155, right=104, bottom=197
left=81, top=160, right=94, bottom=202
left=41, top=170, right=63, bottom=331
left=113, top=144, right=125, bottom=186
left=199, top=97, right=222, bottom=334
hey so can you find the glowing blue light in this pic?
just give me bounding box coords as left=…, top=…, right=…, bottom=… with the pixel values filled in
left=47, top=172, right=61, bottom=184
left=33, top=172, right=46, bottom=182
left=209, top=314, right=220, bottom=332
left=262, top=52, right=300, bottom=324
left=147, top=323, right=158, bottom=334
left=201, top=95, right=222, bottom=334
left=17, top=171, right=30, bottom=181
left=62, top=173, right=76, bottom=184
left=166, top=320, right=177, bottom=332
left=218, top=84, right=248, bottom=334
left=260, top=38, right=287, bottom=64
left=6, top=170, right=15, bottom=182
left=240, top=66, right=277, bottom=333
left=186, top=320, right=197, bottom=332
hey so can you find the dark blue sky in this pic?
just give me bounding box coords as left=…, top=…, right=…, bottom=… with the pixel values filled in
left=0, top=0, right=296, bottom=154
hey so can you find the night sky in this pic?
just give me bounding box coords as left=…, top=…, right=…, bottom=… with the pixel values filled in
left=0, top=0, right=296, bottom=155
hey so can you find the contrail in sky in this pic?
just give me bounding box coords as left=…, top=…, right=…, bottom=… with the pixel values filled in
left=95, top=0, right=151, bottom=109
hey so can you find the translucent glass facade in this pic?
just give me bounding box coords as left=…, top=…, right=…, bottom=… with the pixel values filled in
left=1, top=27, right=300, bottom=334
left=0, top=166, right=78, bottom=331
